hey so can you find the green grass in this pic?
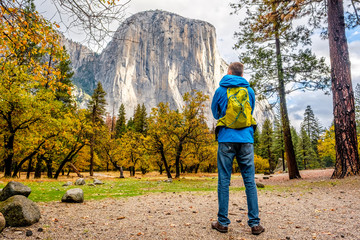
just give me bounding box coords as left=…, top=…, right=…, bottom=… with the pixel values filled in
left=0, top=177, right=226, bottom=202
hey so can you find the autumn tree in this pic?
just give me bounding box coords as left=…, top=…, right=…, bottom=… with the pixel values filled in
left=2, top=0, right=131, bottom=50
left=0, top=1, right=74, bottom=177
left=318, top=125, right=336, bottom=168
left=167, top=91, right=209, bottom=178
left=120, top=131, right=145, bottom=176
left=231, top=0, right=331, bottom=179
left=87, top=82, right=107, bottom=176
left=145, top=103, right=174, bottom=179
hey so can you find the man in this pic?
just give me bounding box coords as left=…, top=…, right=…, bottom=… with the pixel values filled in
left=211, top=62, right=264, bottom=235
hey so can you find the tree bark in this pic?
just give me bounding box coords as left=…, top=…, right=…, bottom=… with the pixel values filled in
left=119, top=166, right=125, bottom=178
left=4, top=133, right=15, bottom=177
left=26, top=158, right=32, bottom=179
left=46, top=159, right=53, bottom=178
left=175, top=142, right=183, bottom=178
left=159, top=143, right=172, bottom=179
left=68, top=162, right=83, bottom=177
left=157, top=163, right=163, bottom=175
left=275, top=35, right=301, bottom=179
left=54, top=144, right=85, bottom=179
left=34, top=155, right=43, bottom=179
left=328, top=0, right=360, bottom=178
left=89, top=137, right=94, bottom=176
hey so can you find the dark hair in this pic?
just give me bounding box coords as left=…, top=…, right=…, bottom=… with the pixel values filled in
left=228, top=62, right=244, bottom=76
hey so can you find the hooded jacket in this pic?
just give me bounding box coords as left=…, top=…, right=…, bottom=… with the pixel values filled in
left=211, top=74, right=255, bottom=143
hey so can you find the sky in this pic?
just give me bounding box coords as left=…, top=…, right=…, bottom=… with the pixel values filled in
left=35, top=0, right=360, bottom=131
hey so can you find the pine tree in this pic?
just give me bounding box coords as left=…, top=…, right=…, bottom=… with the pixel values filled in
left=297, top=126, right=317, bottom=170
left=259, top=119, right=275, bottom=172
left=291, top=126, right=299, bottom=168
left=301, top=105, right=323, bottom=164
left=87, top=82, right=107, bottom=176
left=272, top=114, right=285, bottom=171
left=55, top=50, right=74, bottom=107
left=115, top=104, right=126, bottom=138
left=231, top=0, right=331, bottom=179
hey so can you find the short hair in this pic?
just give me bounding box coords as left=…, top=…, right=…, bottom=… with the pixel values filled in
left=228, top=62, right=244, bottom=76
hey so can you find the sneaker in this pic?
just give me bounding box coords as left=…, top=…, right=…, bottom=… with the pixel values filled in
left=251, top=225, right=265, bottom=235
left=211, top=221, right=228, bottom=233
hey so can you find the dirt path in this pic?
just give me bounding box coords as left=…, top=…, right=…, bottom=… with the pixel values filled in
left=1, top=169, right=360, bottom=240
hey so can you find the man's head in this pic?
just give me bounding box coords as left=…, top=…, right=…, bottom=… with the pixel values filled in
left=227, top=62, right=244, bottom=77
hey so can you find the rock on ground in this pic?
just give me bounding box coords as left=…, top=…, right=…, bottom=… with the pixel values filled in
left=75, top=178, right=86, bottom=186
left=0, top=195, right=40, bottom=227
left=93, top=179, right=104, bottom=185
left=0, top=181, right=31, bottom=201
left=62, top=181, right=73, bottom=187
left=61, top=188, right=84, bottom=203
left=0, top=212, right=5, bottom=233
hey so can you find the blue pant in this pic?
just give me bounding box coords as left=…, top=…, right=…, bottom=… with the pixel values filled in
left=217, top=142, right=260, bottom=227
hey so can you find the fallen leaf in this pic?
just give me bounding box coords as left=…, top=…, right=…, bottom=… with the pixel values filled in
left=117, top=216, right=125, bottom=220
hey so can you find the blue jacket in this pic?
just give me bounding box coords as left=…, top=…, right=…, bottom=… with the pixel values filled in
left=211, top=75, right=255, bottom=143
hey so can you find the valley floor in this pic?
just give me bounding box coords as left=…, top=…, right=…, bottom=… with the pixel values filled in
left=1, top=169, right=360, bottom=240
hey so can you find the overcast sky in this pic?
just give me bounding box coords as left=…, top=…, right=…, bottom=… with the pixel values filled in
left=35, top=0, right=360, bottom=131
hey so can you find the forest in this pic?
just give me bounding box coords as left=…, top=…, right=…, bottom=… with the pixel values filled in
left=1, top=0, right=360, bottom=181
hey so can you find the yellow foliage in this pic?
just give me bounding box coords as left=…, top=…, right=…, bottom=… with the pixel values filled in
left=254, top=154, right=269, bottom=173
left=318, top=126, right=335, bottom=162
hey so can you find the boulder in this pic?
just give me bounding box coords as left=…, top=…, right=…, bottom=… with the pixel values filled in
left=0, top=212, right=5, bottom=233
left=61, top=188, right=84, bottom=203
left=62, top=181, right=73, bottom=187
left=0, top=181, right=31, bottom=201
left=0, top=195, right=41, bottom=227
left=75, top=178, right=86, bottom=185
left=93, top=179, right=104, bottom=185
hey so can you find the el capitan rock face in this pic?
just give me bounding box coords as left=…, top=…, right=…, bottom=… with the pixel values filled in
left=96, top=10, right=228, bottom=122
left=66, top=10, right=274, bottom=126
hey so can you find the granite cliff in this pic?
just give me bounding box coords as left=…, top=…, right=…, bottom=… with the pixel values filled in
left=66, top=10, right=274, bottom=128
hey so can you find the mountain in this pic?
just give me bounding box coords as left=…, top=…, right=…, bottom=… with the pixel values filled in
left=64, top=10, right=274, bottom=128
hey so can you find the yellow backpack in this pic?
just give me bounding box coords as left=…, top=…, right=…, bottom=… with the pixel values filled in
left=216, top=87, right=256, bottom=129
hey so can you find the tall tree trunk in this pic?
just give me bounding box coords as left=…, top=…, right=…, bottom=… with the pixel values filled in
left=89, top=137, right=94, bottom=176
left=34, top=155, right=43, bottom=179
left=46, top=159, right=53, bottom=178
left=175, top=143, right=183, bottom=178
left=26, top=158, right=33, bottom=179
left=119, top=166, right=125, bottom=178
left=157, top=163, right=163, bottom=175
left=159, top=144, right=172, bottom=179
left=4, top=133, right=15, bottom=177
left=275, top=35, right=301, bottom=179
left=328, top=0, right=360, bottom=178
left=195, top=164, right=200, bottom=174
left=68, top=162, right=83, bottom=177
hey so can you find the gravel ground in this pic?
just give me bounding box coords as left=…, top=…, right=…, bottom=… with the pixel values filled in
left=1, top=169, right=360, bottom=240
